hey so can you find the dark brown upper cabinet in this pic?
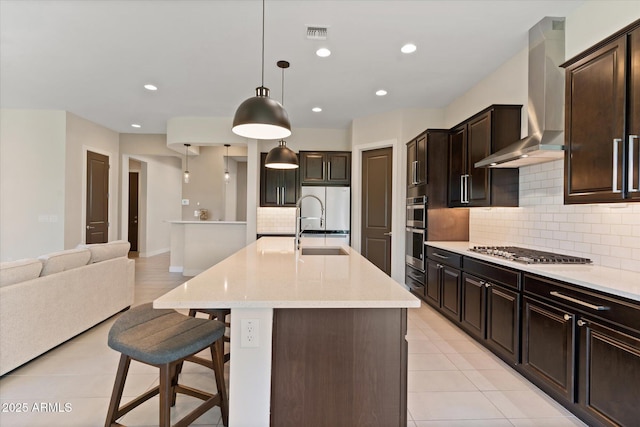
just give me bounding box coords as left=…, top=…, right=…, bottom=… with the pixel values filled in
left=448, top=105, right=521, bottom=207
left=562, top=20, right=640, bottom=204
left=300, top=151, right=351, bottom=186
left=260, top=153, right=299, bottom=207
left=406, top=133, right=427, bottom=194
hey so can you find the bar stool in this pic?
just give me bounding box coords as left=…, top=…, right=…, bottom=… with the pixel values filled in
left=104, top=303, right=228, bottom=427
left=188, top=308, right=231, bottom=363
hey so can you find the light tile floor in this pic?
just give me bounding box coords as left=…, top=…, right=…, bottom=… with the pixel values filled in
left=0, top=253, right=587, bottom=426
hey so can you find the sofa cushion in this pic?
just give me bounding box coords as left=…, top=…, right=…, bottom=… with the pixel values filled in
left=0, top=259, right=43, bottom=287
left=38, top=248, right=91, bottom=276
left=78, top=240, right=130, bottom=263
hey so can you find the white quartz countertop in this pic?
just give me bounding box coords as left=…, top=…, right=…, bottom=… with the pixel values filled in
left=427, top=241, right=640, bottom=302
left=154, top=237, right=420, bottom=309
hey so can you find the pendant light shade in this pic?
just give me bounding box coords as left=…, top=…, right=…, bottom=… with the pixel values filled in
left=265, top=140, right=298, bottom=169
left=183, top=143, right=191, bottom=184
left=232, top=0, right=291, bottom=140
left=224, top=144, right=231, bottom=182
left=232, top=87, right=291, bottom=139
left=265, top=60, right=298, bottom=169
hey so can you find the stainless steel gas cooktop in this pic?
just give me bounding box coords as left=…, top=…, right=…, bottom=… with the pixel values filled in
left=469, top=246, right=592, bottom=264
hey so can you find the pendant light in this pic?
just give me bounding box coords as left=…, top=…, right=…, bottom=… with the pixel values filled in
left=265, top=60, right=299, bottom=169
left=224, top=144, right=231, bottom=182
left=232, top=0, right=291, bottom=140
left=183, top=143, right=191, bottom=184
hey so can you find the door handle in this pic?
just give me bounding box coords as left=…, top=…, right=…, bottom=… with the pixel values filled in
left=613, top=138, right=622, bottom=193
left=86, top=225, right=95, bottom=230
left=629, top=135, right=638, bottom=192
left=383, top=232, right=392, bottom=236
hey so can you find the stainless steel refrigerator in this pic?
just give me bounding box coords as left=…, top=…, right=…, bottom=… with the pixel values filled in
left=299, top=186, right=350, bottom=244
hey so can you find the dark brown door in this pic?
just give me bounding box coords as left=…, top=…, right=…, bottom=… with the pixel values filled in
left=128, top=172, right=139, bottom=252
left=522, top=297, right=575, bottom=401
left=467, top=112, right=491, bottom=206
left=578, top=319, right=640, bottom=426
left=629, top=27, right=640, bottom=200
left=441, top=265, right=461, bottom=322
left=448, top=125, right=466, bottom=207
left=564, top=34, right=626, bottom=203
left=326, top=152, right=351, bottom=185
left=361, top=147, right=392, bottom=275
left=486, top=284, right=519, bottom=363
left=425, top=259, right=441, bottom=308
left=86, top=151, right=109, bottom=243
left=461, top=273, right=486, bottom=339
left=300, top=152, right=326, bottom=184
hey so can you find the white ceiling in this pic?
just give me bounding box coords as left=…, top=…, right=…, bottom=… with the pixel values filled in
left=0, top=0, right=584, bottom=135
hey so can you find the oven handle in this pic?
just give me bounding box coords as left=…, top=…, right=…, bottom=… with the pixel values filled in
left=431, top=252, right=449, bottom=260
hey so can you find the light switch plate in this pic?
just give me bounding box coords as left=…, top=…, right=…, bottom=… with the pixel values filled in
left=181, top=199, right=189, bottom=206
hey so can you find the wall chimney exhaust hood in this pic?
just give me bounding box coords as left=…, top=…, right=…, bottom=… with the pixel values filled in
left=476, top=17, right=566, bottom=168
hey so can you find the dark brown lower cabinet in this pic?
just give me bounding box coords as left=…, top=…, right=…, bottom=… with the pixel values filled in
left=425, top=259, right=442, bottom=306
left=270, top=308, right=407, bottom=427
left=461, top=272, right=519, bottom=364
left=578, top=319, right=640, bottom=427
left=521, top=296, right=575, bottom=402
left=441, top=266, right=461, bottom=321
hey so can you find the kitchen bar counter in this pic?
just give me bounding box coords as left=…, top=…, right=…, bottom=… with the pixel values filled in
left=155, top=237, right=419, bottom=426
left=427, top=241, right=640, bottom=302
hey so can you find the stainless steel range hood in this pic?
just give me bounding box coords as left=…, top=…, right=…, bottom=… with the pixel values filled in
left=476, top=17, right=566, bottom=168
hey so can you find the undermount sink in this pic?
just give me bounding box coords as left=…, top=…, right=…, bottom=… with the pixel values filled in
left=300, top=246, right=349, bottom=256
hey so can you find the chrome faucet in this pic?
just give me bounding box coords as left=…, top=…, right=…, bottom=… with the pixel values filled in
left=295, top=195, right=325, bottom=250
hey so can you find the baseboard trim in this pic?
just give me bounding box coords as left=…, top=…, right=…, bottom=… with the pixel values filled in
left=169, top=266, right=183, bottom=273
left=139, top=247, right=170, bottom=258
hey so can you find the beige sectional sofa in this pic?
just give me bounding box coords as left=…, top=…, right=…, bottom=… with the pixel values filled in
left=0, top=241, right=135, bottom=375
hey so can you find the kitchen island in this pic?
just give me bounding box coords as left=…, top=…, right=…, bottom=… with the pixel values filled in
left=154, top=236, right=420, bottom=427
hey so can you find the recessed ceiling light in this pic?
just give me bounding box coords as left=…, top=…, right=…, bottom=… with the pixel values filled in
left=143, top=84, right=158, bottom=91
left=312, top=107, right=322, bottom=112
left=131, top=124, right=141, bottom=128
left=376, top=89, right=388, bottom=96
left=401, top=43, right=417, bottom=54
left=316, top=48, right=331, bottom=58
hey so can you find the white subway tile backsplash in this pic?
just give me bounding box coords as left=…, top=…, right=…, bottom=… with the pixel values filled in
left=469, top=159, right=640, bottom=273
left=257, top=207, right=296, bottom=234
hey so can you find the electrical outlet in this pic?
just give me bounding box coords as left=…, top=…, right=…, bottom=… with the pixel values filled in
left=241, top=319, right=259, bottom=348
left=181, top=199, right=190, bottom=206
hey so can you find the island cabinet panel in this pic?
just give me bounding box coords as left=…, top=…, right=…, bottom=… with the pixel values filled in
left=578, top=320, right=640, bottom=426
left=271, top=308, right=407, bottom=427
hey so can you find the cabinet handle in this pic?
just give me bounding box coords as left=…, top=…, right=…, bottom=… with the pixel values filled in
left=629, top=135, right=638, bottom=192
left=276, top=187, right=280, bottom=205
left=436, top=264, right=443, bottom=269
left=322, top=161, right=326, bottom=180
left=465, top=174, right=471, bottom=203
left=550, top=291, right=609, bottom=311
left=577, top=320, right=587, bottom=327
left=282, top=187, right=286, bottom=204
left=613, top=138, right=622, bottom=193
left=432, top=253, right=449, bottom=260
left=414, top=161, right=419, bottom=184
left=485, top=282, right=492, bottom=288
left=563, top=314, right=571, bottom=321
left=460, top=175, right=464, bottom=203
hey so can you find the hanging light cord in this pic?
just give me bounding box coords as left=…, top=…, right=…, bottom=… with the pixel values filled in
left=261, top=0, right=265, bottom=87
left=281, top=64, right=285, bottom=105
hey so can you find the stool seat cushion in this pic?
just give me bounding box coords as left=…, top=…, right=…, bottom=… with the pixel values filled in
left=108, top=303, right=225, bottom=365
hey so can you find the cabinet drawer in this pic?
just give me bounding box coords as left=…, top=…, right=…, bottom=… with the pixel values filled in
left=405, top=266, right=425, bottom=294
left=463, top=257, right=520, bottom=290
left=523, top=274, right=640, bottom=333
left=426, top=247, right=462, bottom=268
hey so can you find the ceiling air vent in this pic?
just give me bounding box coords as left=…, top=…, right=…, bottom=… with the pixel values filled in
left=306, top=26, right=328, bottom=40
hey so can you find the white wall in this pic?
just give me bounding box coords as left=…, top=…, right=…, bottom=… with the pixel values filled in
left=65, top=112, right=120, bottom=247
left=453, top=2, right=640, bottom=273
left=0, top=110, right=66, bottom=260
left=119, top=133, right=182, bottom=257
left=350, top=108, right=445, bottom=283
